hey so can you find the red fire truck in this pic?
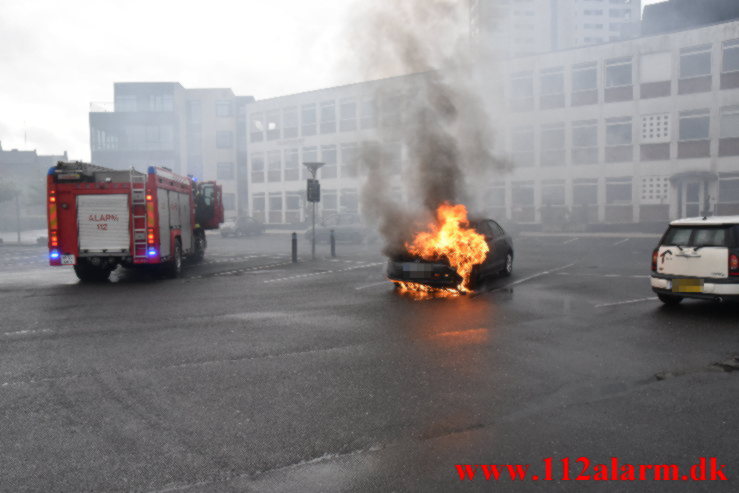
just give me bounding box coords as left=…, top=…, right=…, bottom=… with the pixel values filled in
left=47, top=161, right=224, bottom=281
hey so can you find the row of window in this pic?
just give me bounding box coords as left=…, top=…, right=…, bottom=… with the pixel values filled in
left=249, top=142, right=402, bottom=184
left=248, top=96, right=396, bottom=143
left=510, top=39, right=739, bottom=108
left=251, top=188, right=360, bottom=218
left=483, top=176, right=739, bottom=210
left=510, top=107, right=739, bottom=165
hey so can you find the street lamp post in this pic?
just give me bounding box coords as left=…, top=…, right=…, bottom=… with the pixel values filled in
left=303, top=161, right=324, bottom=260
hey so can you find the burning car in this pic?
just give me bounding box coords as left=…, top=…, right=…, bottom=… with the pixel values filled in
left=386, top=203, right=513, bottom=295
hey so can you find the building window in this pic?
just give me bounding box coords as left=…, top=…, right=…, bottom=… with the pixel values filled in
left=286, top=192, right=302, bottom=223
left=606, top=177, right=632, bottom=204
left=360, top=98, right=376, bottom=129
left=251, top=153, right=264, bottom=183
left=541, top=181, right=565, bottom=206
left=268, top=193, right=283, bottom=223
left=511, top=127, right=535, bottom=167
left=217, top=162, right=235, bottom=180
left=680, top=44, right=712, bottom=79
left=540, top=67, right=564, bottom=95
left=149, top=94, right=174, bottom=112
left=510, top=71, right=534, bottom=109
left=641, top=114, right=671, bottom=143
left=719, top=177, right=739, bottom=204
left=339, top=98, right=357, bottom=132
left=572, top=62, right=598, bottom=93
left=252, top=193, right=265, bottom=221
left=266, top=110, right=281, bottom=140
left=320, top=100, right=336, bottom=134
left=283, top=107, right=298, bottom=139
left=380, top=94, right=402, bottom=128
left=301, top=104, right=317, bottom=136
left=606, top=117, right=632, bottom=146
left=640, top=176, right=669, bottom=204
left=573, top=179, right=598, bottom=206
left=321, top=145, right=337, bottom=179
left=572, top=120, right=598, bottom=165
left=115, top=95, right=137, bottom=112
left=679, top=110, right=710, bottom=141
left=267, top=150, right=282, bottom=182
left=250, top=113, right=264, bottom=142
left=512, top=181, right=535, bottom=206
left=187, top=100, right=201, bottom=123
left=223, top=193, right=235, bottom=211
left=322, top=189, right=337, bottom=215
left=584, top=9, right=604, bottom=15
left=284, top=148, right=299, bottom=181
left=340, top=143, right=358, bottom=178
left=216, top=131, right=233, bottom=148
left=640, top=52, right=671, bottom=83
left=605, top=57, right=632, bottom=87
left=720, top=106, right=739, bottom=139
left=145, top=126, right=160, bottom=144
left=540, top=123, right=565, bottom=166
left=340, top=189, right=358, bottom=213
left=216, top=100, right=233, bottom=117
left=722, top=39, right=739, bottom=73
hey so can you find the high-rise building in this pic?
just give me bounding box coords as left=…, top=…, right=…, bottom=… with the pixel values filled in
left=470, top=0, right=642, bottom=58
left=89, top=83, right=254, bottom=215
left=642, top=0, right=739, bottom=36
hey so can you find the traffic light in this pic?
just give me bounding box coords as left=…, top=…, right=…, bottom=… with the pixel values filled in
left=307, top=178, right=321, bottom=202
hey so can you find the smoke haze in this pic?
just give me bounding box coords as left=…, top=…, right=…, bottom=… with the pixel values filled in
left=344, top=0, right=509, bottom=257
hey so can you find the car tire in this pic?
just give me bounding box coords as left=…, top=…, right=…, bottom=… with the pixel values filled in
left=657, top=293, right=683, bottom=305
left=500, top=252, right=513, bottom=277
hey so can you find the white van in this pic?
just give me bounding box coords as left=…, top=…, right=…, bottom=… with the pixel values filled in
left=651, top=216, right=739, bottom=304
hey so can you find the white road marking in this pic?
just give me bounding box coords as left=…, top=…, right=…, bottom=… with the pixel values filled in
left=562, top=237, right=579, bottom=245
left=613, top=238, right=630, bottom=246
left=482, top=263, right=577, bottom=296
left=1, top=329, right=54, bottom=338
left=595, top=297, right=658, bottom=308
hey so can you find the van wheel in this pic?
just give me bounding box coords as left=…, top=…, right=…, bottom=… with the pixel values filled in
left=163, top=240, right=182, bottom=278
left=658, top=293, right=683, bottom=305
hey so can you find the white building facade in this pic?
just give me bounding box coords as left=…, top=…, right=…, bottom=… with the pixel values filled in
left=246, top=20, right=739, bottom=227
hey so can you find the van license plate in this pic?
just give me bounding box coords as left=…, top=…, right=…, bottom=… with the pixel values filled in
left=672, top=278, right=703, bottom=293
left=61, top=255, right=75, bottom=265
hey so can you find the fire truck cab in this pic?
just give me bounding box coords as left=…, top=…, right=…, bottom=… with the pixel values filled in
left=47, top=161, right=223, bottom=281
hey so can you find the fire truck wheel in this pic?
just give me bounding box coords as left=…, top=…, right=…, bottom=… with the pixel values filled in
left=73, top=261, right=111, bottom=282
left=163, top=240, right=182, bottom=278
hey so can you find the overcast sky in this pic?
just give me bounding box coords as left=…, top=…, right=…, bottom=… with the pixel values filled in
left=0, top=0, right=663, bottom=161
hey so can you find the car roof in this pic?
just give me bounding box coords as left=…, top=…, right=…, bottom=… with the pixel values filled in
left=670, top=216, right=739, bottom=226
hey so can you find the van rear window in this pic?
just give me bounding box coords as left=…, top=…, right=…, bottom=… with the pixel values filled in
left=662, top=226, right=732, bottom=248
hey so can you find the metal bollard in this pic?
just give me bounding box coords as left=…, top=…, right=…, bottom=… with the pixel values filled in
left=330, top=229, right=336, bottom=257
left=291, top=232, right=298, bottom=263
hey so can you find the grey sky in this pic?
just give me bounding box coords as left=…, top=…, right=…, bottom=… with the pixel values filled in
left=0, top=0, right=661, bottom=161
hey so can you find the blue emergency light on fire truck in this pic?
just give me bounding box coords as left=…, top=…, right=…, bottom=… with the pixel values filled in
left=46, top=161, right=224, bottom=281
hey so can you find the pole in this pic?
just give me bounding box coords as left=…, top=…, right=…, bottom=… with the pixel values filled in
left=311, top=201, right=316, bottom=260
left=291, top=232, right=298, bottom=263
left=330, top=229, right=336, bottom=257
left=15, top=193, right=21, bottom=244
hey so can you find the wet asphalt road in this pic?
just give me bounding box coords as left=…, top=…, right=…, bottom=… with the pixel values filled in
left=1, top=232, right=739, bottom=492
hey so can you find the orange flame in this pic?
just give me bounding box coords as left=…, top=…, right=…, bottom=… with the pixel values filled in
left=402, top=202, right=489, bottom=296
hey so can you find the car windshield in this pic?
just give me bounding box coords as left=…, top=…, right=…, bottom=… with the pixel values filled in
left=662, top=226, right=731, bottom=248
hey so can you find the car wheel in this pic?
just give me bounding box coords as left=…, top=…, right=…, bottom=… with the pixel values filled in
left=657, top=293, right=683, bottom=305
left=500, top=252, right=513, bottom=277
